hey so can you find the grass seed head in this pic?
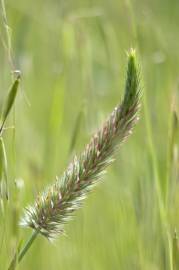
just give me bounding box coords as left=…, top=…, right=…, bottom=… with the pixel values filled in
left=21, top=50, right=141, bottom=240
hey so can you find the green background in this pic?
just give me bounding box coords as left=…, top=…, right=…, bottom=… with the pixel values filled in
left=0, top=0, right=179, bottom=269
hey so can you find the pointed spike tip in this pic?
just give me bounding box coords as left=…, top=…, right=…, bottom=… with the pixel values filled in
left=127, top=48, right=136, bottom=59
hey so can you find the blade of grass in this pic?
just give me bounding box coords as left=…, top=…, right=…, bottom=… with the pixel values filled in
left=8, top=231, right=38, bottom=270
left=0, top=137, right=8, bottom=200
left=68, top=107, right=84, bottom=156
left=172, top=230, right=178, bottom=270
left=0, top=76, right=20, bottom=135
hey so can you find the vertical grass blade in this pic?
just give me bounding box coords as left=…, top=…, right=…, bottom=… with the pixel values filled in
left=173, top=230, right=179, bottom=270
left=166, top=110, right=179, bottom=205
left=0, top=76, right=20, bottom=134
left=0, top=136, right=8, bottom=200
left=68, top=108, right=84, bottom=156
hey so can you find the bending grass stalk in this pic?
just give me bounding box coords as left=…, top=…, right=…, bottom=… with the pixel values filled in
left=18, top=230, right=39, bottom=263
left=21, top=49, right=141, bottom=240
left=8, top=230, right=39, bottom=270
left=9, top=49, right=141, bottom=268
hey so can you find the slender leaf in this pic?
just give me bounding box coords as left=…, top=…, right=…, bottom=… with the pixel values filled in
left=0, top=76, right=20, bottom=133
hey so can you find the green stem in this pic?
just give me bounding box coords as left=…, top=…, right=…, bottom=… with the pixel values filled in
left=8, top=230, right=39, bottom=270
left=18, top=230, right=39, bottom=263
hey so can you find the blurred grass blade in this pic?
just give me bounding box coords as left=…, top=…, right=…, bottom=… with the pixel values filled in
left=0, top=136, right=8, bottom=199
left=8, top=239, right=23, bottom=270
left=169, top=111, right=178, bottom=163
left=68, top=108, right=84, bottom=155
left=8, top=253, right=17, bottom=270
left=173, top=230, right=179, bottom=270
left=172, top=111, right=179, bottom=154
left=0, top=76, right=20, bottom=134
left=0, top=138, right=4, bottom=181
left=166, top=110, right=179, bottom=205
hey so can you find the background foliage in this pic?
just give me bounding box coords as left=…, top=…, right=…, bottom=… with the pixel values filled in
left=0, top=0, right=179, bottom=269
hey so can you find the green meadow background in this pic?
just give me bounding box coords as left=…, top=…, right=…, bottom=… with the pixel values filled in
left=0, top=0, right=179, bottom=269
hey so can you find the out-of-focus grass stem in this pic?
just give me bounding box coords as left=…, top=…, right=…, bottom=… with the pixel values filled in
left=8, top=230, right=39, bottom=270
left=125, top=0, right=173, bottom=268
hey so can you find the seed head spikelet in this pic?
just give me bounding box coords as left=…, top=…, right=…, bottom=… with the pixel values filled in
left=21, top=50, right=141, bottom=240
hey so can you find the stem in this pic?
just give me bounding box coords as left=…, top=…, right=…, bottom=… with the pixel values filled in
left=1, top=0, right=14, bottom=70
left=18, top=230, right=39, bottom=263
left=0, top=120, right=6, bottom=136
left=8, top=230, right=39, bottom=270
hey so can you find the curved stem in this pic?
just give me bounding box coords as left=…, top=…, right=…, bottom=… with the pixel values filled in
left=18, top=230, right=39, bottom=263
left=8, top=230, right=39, bottom=270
